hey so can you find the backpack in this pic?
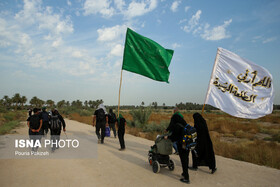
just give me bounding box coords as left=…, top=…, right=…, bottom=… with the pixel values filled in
left=108, top=113, right=116, bottom=123
left=182, top=124, right=197, bottom=151
left=41, top=111, right=49, bottom=122
left=29, top=114, right=40, bottom=129
left=97, top=109, right=106, bottom=122
left=50, top=115, right=61, bottom=130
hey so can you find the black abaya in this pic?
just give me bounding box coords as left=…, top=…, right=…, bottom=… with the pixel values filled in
left=192, top=113, right=216, bottom=170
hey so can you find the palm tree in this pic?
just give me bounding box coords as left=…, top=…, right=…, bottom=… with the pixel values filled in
left=154, top=102, right=158, bottom=109
left=29, top=96, right=38, bottom=107
left=71, top=100, right=83, bottom=108
left=84, top=100, right=88, bottom=108
left=2, top=95, right=11, bottom=108
left=46, top=99, right=55, bottom=108
left=21, top=96, right=27, bottom=109
left=57, top=100, right=66, bottom=108
left=30, top=96, right=45, bottom=108
left=12, top=93, right=21, bottom=110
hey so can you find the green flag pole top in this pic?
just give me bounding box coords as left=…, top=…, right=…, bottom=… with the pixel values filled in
left=122, top=28, right=174, bottom=83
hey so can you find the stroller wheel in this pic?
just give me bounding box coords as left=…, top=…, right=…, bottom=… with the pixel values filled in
left=168, top=159, right=175, bottom=171
left=152, top=161, right=160, bottom=173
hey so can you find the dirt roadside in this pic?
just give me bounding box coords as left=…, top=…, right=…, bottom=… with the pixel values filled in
left=0, top=119, right=279, bottom=187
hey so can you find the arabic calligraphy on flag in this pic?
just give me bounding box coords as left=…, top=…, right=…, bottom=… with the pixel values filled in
left=205, top=48, right=274, bottom=119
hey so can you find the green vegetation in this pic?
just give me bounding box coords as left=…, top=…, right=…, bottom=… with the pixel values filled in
left=142, top=121, right=169, bottom=133
left=129, top=107, right=152, bottom=128
left=0, top=121, right=20, bottom=134
left=0, top=111, right=26, bottom=134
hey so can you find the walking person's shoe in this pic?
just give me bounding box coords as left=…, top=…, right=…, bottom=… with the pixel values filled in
left=98, top=139, right=101, bottom=144
left=211, top=168, right=217, bottom=174
left=180, top=178, right=190, bottom=184
left=188, top=166, right=198, bottom=171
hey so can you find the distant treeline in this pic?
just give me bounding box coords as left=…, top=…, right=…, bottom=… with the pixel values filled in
left=1, top=93, right=280, bottom=111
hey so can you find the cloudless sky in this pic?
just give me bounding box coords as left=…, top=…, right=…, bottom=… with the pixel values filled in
left=0, top=0, right=279, bottom=106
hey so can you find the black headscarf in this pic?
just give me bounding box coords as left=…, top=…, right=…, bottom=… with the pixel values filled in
left=193, top=113, right=216, bottom=170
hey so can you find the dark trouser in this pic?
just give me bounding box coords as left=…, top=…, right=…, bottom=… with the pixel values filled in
left=42, top=121, right=49, bottom=135
left=50, top=129, right=61, bottom=150
left=96, top=122, right=106, bottom=142
left=29, top=129, right=42, bottom=151
left=191, top=150, right=198, bottom=168
left=109, top=123, right=116, bottom=137
left=173, top=142, right=178, bottom=152
left=118, top=130, right=125, bottom=149
left=177, top=142, right=190, bottom=180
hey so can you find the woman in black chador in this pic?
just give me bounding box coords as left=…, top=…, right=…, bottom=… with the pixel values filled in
left=191, top=113, right=217, bottom=174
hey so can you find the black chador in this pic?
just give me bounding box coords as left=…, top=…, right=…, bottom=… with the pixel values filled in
left=192, top=113, right=216, bottom=174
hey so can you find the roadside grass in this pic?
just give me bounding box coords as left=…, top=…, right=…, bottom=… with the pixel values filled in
left=68, top=113, right=93, bottom=125
left=0, top=121, right=20, bottom=134
left=68, top=110, right=280, bottom=169
left=212, top=137, right=280, bottom=169
left=0, top=111, right=26, bottom=135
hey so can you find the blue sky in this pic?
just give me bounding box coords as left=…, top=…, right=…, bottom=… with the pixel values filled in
left=0, top=0, right=279, bottom=106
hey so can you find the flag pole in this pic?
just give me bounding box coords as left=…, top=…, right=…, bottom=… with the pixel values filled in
left=202, top=48, right=221, bottom=115
left=118, top=69, right=123, bottom=118
left=201, top=104, right=206, bottom=114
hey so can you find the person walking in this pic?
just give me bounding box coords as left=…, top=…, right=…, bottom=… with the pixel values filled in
left=191, top=112, right=217, bottom=174
left=27, top=108, right=42, bottom=151
left=108, top=109, right=117, bottom=138
left=41, top=106, right=50, bottom=136
left=166, top=107, right=190, bottom=184
left=28, top=108, right=32, bottom=117
left=93, top=104, right=108, bottom=144
left=117, top=114, right=126, bottom=151
left=49, top=109, right=66, bottom=152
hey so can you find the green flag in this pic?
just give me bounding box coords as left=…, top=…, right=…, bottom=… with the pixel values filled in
left=122, top=28, right=174, bottom=83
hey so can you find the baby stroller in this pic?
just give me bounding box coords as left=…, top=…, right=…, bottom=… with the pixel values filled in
left=148, top=134, right=175, bottom=173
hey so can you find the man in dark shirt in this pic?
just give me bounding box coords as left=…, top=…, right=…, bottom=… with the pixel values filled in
left=117, top=114, right=126, bottom=151
left=41, top=106, right=50, bottom=136
left=108, top=108, right=117, bottom=138
left=93, top=104, right=108, bottom=144
left=49, top=109, right=66, bottom=152
left=27, top=108, right=42, bottom=151
left=166, top=107, right=190, bottom=184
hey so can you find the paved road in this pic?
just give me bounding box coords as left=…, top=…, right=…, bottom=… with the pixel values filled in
left=0, top=119, right=279, bottom=187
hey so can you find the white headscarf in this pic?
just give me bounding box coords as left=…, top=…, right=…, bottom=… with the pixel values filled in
left=97, top=104, right=107, bottom=114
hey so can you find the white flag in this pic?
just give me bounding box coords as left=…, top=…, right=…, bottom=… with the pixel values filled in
left=205, top=48, right=274, bottom=119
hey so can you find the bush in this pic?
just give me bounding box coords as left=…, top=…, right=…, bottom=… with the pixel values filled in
left=143, top=121, right=169, bottom=133
left=59, top=107, right=93, bottom=117
left=129, top=107, right=152, bottom=128
left=3, top=112, right=17, bottom=121
left=264, top=133, right=280, bottom=143
left=0, top=106, right=7, bottom=113
left=78, top=109, right=93, bottom=116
